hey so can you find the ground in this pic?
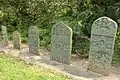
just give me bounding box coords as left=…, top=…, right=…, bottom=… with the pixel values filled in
left=0, top=55, right=70, bottom=80
left=0, top=41, right=120, bottom=80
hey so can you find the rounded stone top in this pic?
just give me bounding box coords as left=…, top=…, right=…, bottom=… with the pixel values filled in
left=52, top=22, right=72, bottom=32
left=92, top=16, right=118, bottom=29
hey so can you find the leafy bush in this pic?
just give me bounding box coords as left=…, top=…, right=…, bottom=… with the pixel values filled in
left=113, top=27, right=120, bottom=67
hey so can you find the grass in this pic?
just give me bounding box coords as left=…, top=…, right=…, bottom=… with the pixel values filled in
left=0, top=55, right=70, bottom=80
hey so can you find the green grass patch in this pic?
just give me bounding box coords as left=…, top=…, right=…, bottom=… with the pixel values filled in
left=0, top=55, right=70, bottom=80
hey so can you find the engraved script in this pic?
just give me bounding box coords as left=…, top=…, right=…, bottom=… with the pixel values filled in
left=51, top=22, right=72, bottom=64
left=88, top=17, right=117, bottom=75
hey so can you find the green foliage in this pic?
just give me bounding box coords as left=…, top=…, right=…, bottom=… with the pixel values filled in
left=113, top=28, right=120, bottom=67
left=0, top=0, right=76, bottom=43
left=72, top=36, right=90, bottom=58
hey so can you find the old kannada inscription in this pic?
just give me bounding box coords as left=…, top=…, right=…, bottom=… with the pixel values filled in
left=51, top=22, right=72, bottom=64
left=28, top=26, right=39, bottom=55
left=13, top=31, right=21, bottom=50
left=1, top=25, right=8, bottom=46
left=88, top=17, right=118, bottom=75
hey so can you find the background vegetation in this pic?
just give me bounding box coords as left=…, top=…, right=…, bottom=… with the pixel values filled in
left=0, top=0, right=120, bottom=66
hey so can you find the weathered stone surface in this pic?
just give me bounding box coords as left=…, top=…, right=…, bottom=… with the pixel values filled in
left=88, top=17, right=118, bottom=75
left=0, top=33, right=2, bottom=44
left=13, top=31, right=21, bottom=50
left=1, top=25, right=8, bottom=46
left=28, top=26, right=39, bottom=55
left=51, top=22, right=72, bottom=64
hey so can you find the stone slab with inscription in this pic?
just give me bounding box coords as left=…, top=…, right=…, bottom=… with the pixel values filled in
left=88, top=17, right=118, bottom=75
left=28, top=26, right=39, bottom=55
left=1, top=25, right=8, bottom=46
left=13, top=31, right=21, bottom=50
left=51, top=22, right=72, bottom=64
left=0, top=33, right=2, bottom=44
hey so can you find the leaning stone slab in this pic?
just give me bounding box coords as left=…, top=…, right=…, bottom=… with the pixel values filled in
left=28, top=26, right=39, bottom=55
left=13, top=31, right=21, bottom=50
left=1, top=25, right=8, bottom=46
left=88, top=17, right=118, bottom=75
left=51, top=22, right=72, bottom=65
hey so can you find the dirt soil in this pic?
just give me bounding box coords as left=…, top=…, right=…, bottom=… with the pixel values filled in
left=0, top=41, right=120, bottom=80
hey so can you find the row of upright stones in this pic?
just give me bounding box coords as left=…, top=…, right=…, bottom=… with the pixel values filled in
left=0, top=25, right=39, bottom=52
left=0, top=16, right=118, bottom=76
left=50, top=16, right=118, bottom=76
left=0, top=26, right=21, bottom=50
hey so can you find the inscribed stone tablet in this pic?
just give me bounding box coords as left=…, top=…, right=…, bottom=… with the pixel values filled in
left=13, top=31, right=21, bottom=50
left=0, top=33, right=2, bottom=44
left=1, top=25, right=8, bottom=46
left=88, top=17, right=118, bottom=75
left=51, top=22, right=72, bottom=64
left=28, top=26, right=39, bottom=55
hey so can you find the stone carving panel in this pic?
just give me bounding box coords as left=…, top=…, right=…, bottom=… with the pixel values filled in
left=51, top=22, right=72, bottom=64
left=28, top=26, right=39, bottom=55
left=1, top=25, right=8, bottom=46
left=88, top=17, right=118, bottom=75
left=13, top=31, right=21, bottom=50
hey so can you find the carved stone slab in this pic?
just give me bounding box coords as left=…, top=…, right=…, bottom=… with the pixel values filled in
left=51, top=22, right=72, bottom=64
left=13, top=31, right=21, bottom=50
left=1, top=25, right=8, bottom=46
left=88, top=17, right=118, bottom=75
left=0, top=33, right=2, bottom=44
left=28, top=26, right=39, bottom=55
